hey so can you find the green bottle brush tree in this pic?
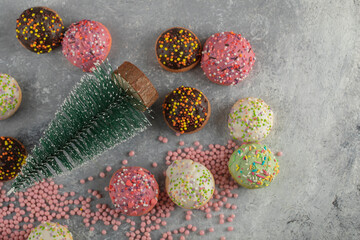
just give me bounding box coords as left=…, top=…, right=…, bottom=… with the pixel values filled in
left=9, top=61, right=158, bottom=194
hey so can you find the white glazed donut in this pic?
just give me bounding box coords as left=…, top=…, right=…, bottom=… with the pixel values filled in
left=228, top=97, right=273, bottom=142
left=27, top=222, right=73, bottom=240
left=0, top=74, right=22, bottom=120
left=165, top=159, right=215, bottom=209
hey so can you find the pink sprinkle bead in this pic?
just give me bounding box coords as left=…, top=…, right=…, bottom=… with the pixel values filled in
left=0, top=140, right=244, bottom=239
left=122, top=159, right=128, bottom=165
left=162, top=138, right=168, bottom=143
left=129, top=151, right=135, bottom=157
left=276, top=151, right=283, bottom=156
left=227, top=227, right=234, bottom=231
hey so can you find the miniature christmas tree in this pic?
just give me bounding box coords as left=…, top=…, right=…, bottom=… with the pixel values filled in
left=9, top=61, right=158, bottom=193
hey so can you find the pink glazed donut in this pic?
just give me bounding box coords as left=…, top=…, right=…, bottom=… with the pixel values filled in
left=109, top=166, right=159, bottom=216
left=62, top=19, right=112, bottom=72
left=201, top=32, right=255, bottom=86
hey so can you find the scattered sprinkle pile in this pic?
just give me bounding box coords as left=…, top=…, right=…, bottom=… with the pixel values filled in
left=0, top=137, right=281, bottom=239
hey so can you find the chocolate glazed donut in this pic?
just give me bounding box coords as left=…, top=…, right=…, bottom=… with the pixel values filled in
left=16, top=7, right=65, bottom=54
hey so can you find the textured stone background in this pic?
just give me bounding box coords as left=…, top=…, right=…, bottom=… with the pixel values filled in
left=1, top=0, right=360, bottom=239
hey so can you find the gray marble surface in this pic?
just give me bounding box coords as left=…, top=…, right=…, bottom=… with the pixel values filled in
left=1, top=0, right=360, bottom=239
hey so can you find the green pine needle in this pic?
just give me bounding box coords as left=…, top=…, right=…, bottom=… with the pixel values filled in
left=9, top=61, right=151, bottom=193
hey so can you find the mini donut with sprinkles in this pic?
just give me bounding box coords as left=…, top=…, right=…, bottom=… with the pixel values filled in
left=62, top=20, right=112, bottom=72
left=16, top=7, right=65, bottom=54
left=28, top=222, right=73, bottom=240
left=165, top=159, right=215, bottom=209
left=0, top=137, right=27, bottom=182
left=228, top=143, right=280, bottom=189
left=162, top=86, right=211, bottom=134
left=155, top=27, right=202, bottom=72
left=109, top=166, right=159, bottom=216
left=228, top=97, right=273, bottom=142
left=0, top=74, right=22, bottom=121
left=201, top=31, right=256, bottom=85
